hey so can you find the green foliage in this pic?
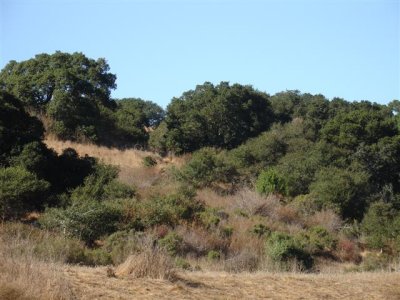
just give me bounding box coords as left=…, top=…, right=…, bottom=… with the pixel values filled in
left=149, top=121, right=168, bottom=155
left=353, top=136, right=400, bottom=194
left=361, top=201, right=400, bottom=250
left=70, top=163, right=134, bottom=202
left=142, top=156, right=157, bottom=167
left=0, top=166, right=49, bottom=219
left=159, top=232, right=183, bottom=256
left=139, top=187, right=204, bottom=227
left=178, top=148, right=237, bottom=188
left=296, top=226, right=337, bottom=253
left=112, top=98, right=164, bottom=144
left=256, top=168, right=287, bottom=196
left=354, top=253, right=393, bottom=271
left=265, top=232, right=313, bottom=269
left=274, top=139, right=323, bottom=196
left=0, top=91, right=44, bottom=166
left=175, top=257, right=191, bottom=270
left=207, top=250, right=221, bottom=260
left=228, top=128, right=286, bottom=175
left=39, top=200, right=123, bottom=245
left=163, top=82, right=274, bottom=153
left=0, top=52, right=117, bottom=141
left=309, top=167, right=369, bottom=219
left=198, top=208, right=221, bottom=229
left=220, top=226, right=234, bottom=238
left=102, top=230, right=138, bottom=265
left=321, top=107, right=397, bottom=151
left=251, top=224, right=271, bottom=238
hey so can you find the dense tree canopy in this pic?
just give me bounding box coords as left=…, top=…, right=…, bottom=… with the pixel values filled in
left=0, top=52, right=117, bottom=141
left=0, top=51, right=116, bottom=108
left=152, top=82, right=274, bottom=154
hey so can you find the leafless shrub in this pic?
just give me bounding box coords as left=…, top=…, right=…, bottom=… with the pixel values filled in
left=223, top=250, right=260, bottom=273
left=176, top=225, right=229, bottom=257
left=232, top=188, right=281, bottom=216
left=307, top=210, right=342, bottom=232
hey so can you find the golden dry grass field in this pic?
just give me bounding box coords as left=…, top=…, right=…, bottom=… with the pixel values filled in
left=64, top=266, right=400, bottom=300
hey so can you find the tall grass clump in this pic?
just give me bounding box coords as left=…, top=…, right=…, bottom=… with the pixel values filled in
left=0, top=223, right=75, bottom=300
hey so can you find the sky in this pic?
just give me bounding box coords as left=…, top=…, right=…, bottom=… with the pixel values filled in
left=1, top=0, right=399, bottom=107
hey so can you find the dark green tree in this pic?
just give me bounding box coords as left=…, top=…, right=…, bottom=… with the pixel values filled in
left=0, top=52, right=117, bottom=141
left=0, top=91, right=44, bottom=165
left=163, top=82, right=274, bottom=153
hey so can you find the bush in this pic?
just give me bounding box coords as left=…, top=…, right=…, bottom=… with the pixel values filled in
left=83, top=248, right=113, bottom=266
left=223, top=250, right=259, bottom=272
left=175, top=257, right=191, bottom=270
left=102, top=230, right=138, bottom=265
left=159, top=232, right=183, bottom=256
left=251, top=224, right=270, bottom=238
left=207, top=250, right=221, bottom=260
left=0, top=166, right=49, bottom=219
left=256, top=168, right=287, bottom=196
left=296, top=226, right=337, bottom=254
left=139, top=187, right=203, bottom=227
left=178, top=148, right=237, bottom=188
left=70, top=163, right=134, bottom=203
left=266, top=232, right=313, bottom=270
left=143, top=156, right=157, bottom=167
left=198, top=208, right=221, bottom=229
left=361, top=201, right=400, bottom=251
left=39, top=201, right=122, bottom=245
left=309, top=167, right=369, bottom=219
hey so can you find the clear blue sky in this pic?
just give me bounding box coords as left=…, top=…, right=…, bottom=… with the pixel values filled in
left=1, top=0, right=399, bottom=107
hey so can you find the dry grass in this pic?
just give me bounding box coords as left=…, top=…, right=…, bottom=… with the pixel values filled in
left=44, top=137, right=188, bottom=193
left=63, top=266, right=400, bottom=300
left=0, top=223, right=75, bottom=300
left=115, top=245, right=175, bottom=280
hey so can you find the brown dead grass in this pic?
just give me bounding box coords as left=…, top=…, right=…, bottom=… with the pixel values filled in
left=64, top=265, right=400, bottom=300
left=44, top=138, right=188, bottom=192
left=0, top=223, right=75, bottom=300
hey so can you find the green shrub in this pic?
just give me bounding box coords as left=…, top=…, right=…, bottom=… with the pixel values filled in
left=143, top=156, right=157, bottom=167
left=361, top=201, right=400, bottom=250
left=70, top=163, right=134, bottom=203
left=83, top=248, right=113, bottom=266
left=178, top=148, right=237, bottom=188
left=34, top=235, right=87, bottom=264
left=175, top=257, right=191, bottom=270
left=39, top=201, right=122, bottom=245
left=251, top=224, right=270, bottom=238
left=309, top=167, right=369, bottom=219
left=296, top=226, right=337, bottom=253
left=207, top=250, right=221, bottom=260
left=256, top=168, right=287, bottom=196
left=103, top=230, right=138, bottom=265
left=220, top=226, right=234, bottom=238
left=0, top=166, right=49, bottom=219
left=355, top=253, right=393, bottom=272
left=266, top=232, right=313, bottom=270
left=159, top=232, right=183, bottom=256
left=199, top=208, right=221, bottom=229
left=139, top=187, right=203, bottom=227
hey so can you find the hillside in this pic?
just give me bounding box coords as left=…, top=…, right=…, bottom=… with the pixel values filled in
left=44, top=137, right=187, bottom=188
